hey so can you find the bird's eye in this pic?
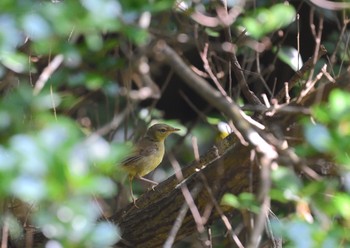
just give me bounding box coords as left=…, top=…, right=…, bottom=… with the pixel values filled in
left=159, top=128, right=166, bottom=133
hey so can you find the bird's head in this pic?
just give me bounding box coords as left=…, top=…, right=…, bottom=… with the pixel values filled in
left=146, top=123, right=180, bottom=141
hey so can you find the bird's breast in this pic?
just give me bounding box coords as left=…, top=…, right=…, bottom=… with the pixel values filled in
left=139, top=142, right=164, bottom=176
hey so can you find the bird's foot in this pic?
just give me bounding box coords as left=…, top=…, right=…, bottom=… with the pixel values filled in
left=132, top=196, right=139, bottom=208
left=151, top=184, right=157, bottom=191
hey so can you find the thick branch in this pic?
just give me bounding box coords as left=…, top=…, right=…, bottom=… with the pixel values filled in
left=113, top=69, right=350, bottom=247
left=114, top=141, right=258, bottom=247
left=153, top=41, right=277, bottom=161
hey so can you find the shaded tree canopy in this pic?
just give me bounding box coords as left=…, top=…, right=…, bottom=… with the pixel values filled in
left=1, top=0, right=350, bottom=247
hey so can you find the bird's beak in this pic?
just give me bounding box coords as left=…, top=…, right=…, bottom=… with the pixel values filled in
left=170, top=127, right=180, bottom=133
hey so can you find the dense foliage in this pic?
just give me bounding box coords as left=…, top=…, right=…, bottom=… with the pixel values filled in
left=0, top=0, right=349, bottom=247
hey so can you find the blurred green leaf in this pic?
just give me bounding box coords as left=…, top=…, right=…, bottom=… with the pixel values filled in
left=22, top=13, right=52, bottom=40
left=304, top=123, right=331, bottom=153
left=275, top=46, right=303, bottom=71
left=240, top=3, right=296, bottom=39
left=272, top=167, right=302, bottom=201
left=0, top=52, right=29, bottom=73
left=221, top=192, right=259, bottom=213
left=120, top=0, right=175, bottom=12
left=86, top=73, right=105, bottom=90
left=0, top=15, right=23, bottom=53
left=284, top=220, right=314, bottom=248
left=123, top=25, right=149, bottom=45
left=221, top=193, right=239, bottom=208
left=0, top=85, right=121, bottom=245
left=333, top=193, right=350, bottom=219
left=328, top=89, right=350, bottom=119
left=205, top=28, right=220, bottom=37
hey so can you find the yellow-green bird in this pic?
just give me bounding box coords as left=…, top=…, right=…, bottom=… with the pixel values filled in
left=121, top=123, right=180, bottom=204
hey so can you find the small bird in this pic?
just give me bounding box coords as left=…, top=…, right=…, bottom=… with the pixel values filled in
left=120, top=123, right=180, bottom=204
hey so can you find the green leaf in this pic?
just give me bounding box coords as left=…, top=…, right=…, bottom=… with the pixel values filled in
left=304, top=123, right=331, bottom=153
left=221, top=193, right=239, bottom=208
left=333, top=193, right=350, bottom=219
left=123, top=26, right=149, bottom=45
left=240, top=3, right=296, bottom=39
left=272, top=167, right=302, bottom=201
left=221, top=192, right=259, bottom=213
left=205, top=28, right=220, bottom=37
left=275, top=46, right=303, bottom=71
left=0, top=52, right=29, bottom=73
left=86, top=73, right=105, bottom=90
left=21, top=13, right=52, bottom=40
left=329, top=89, right=350, bottom=119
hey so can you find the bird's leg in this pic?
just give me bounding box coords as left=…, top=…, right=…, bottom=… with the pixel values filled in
left=128, top=176, right=138, bottom=207
left=136, top=176, right=158, bottom=191
left=137, top=176, right=158, bottom=185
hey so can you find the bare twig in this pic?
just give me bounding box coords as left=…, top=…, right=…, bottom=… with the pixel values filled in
left=297, top=64, right=327, bottom=102
left=50, top=85, right=57, bottom=120
left=193, top=131, right=243, bottom=247
left=1, top=216, right=8, bottom=248
left=163, top=185, right=202, bottom=248
left=306, top=10, right=324, bottom=86
left=33, top=54, right=64, bottom=95
left=297, top=13, right=301, bottom=73
left=188, top=4, right=243, bottom=28
left=168, top=153, right=205, bottom=234
left=265, top=210, right=283, bottom=248
left=93, top=107, right=130, bottom=137
left=246, top=152, right=273, bottom=248
left=200, top=43, right=228, bottom=98
left=155, top=41, right=277, bottom=162
left=223, top=26, right=263, bottom=106
left=274, top=45, right=327, bottom=102
left=284, top=82, right=290, bottom=104
left=329, top=19, right=349, bottom=68
left=338, top=29, right=350, bottom=75
left=309, top=0, right=350, bottom=10
left=201, top=173, right=245, bottom=248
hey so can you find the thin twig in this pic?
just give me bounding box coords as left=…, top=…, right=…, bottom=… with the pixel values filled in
left=200, top=43, right=229, bottom=98
left=1, top=215, right=8, bottom=248
left=309, top=0, right=350, bottom=10
left=193, top=132, right=244, bottom=247
left=306, top=11, right=324, bottom=86
left=168, top=153, right=205, bottom=233
left=93, top=107, right=130, bottom=137
left=155, top=41, right=277, bottom=161
left=50, top=84, right=57, bottom=120
left=297, top=13, right=301, bottom=72
left=179, top=91, right=209, bottom=122
left=265, top=210, right=283, bottom=248
left=284, top=82, right=290, bottom=104
left=274, top=45, right=327, bottom=102
left=338, top=29, right=350, bottom=75
left=200, top=173, right=245, bottom=248
left=297, top=64, right=327, bottom=102
left=329, top=19, right=349, bottom=68
left=246, top=152, right=273, bottom=248
left=223, top=27, right=263, bottom=106
left=33, top=54, right=64, bottom=95
left=163, top=185, right=202, bottom=248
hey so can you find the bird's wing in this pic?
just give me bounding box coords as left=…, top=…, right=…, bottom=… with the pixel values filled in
left=120, top=153, right=143, bottom=165
left=137, top=139, right=159, bottom=157
left=120, top=139, right=158, bottom=166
